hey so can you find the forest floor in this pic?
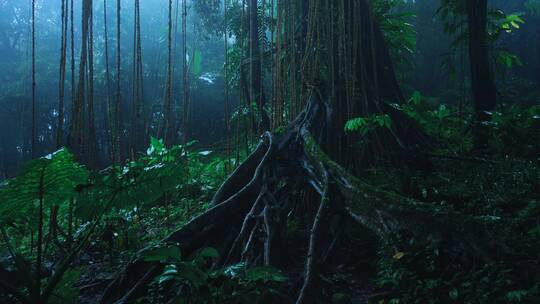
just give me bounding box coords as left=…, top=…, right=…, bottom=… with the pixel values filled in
left=83, top=103, right=540, bottom=303
left=1, top=100, right=539, bottom=303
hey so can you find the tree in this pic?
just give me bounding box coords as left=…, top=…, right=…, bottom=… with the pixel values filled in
left=114, top=0, right=122, bottom=162
left=31, top=0, right=36, bottom=158
left=466, top=0, right=497, bottom=150
left=163, top=0, right=174, bottom=146
left=56, top=0, right=68, bottom=149
left=99, top=1, right=435, bottom=303
left=69, top=0, right=95, bottom=165
left=248, top=0, right=269, bottom=131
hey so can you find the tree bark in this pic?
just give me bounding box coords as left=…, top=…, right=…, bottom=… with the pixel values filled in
left=69, top=0, right=92, bottom=160
left=98, top=1, right=435, bottom=302
left=99, top=92, right=498, bottom=304
left=248, top=0, right=270, bottom=131
left=467, top=0, right=497, bottom=150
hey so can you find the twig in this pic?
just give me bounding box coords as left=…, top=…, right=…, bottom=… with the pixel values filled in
left=424, top=152, right=497, bottom=164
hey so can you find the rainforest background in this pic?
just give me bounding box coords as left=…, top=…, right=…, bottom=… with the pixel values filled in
left=0, top=0, right=539, bottom=303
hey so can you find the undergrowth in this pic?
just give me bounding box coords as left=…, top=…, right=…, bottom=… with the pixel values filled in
left=0, top=93, right=539, bottom=303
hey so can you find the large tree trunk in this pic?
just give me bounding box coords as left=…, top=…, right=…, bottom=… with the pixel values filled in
left=100, top=91, right=501, bottom=304
left=467, top=0, right=497, bottom=150
left=98, top=1, right=439, bottom=302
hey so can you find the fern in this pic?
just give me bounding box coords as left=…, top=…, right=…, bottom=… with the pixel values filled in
left=372, top=0, right=417, bottom=69
left=75, top=138, right=191, bottom=219
left=0, top=148, right=88, bottom=225
left=345, top=114, right=392, bottom=135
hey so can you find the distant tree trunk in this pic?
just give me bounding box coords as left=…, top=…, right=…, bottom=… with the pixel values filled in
left=103, top=0, right=115, bottom=165
left=164, top=0, right=174, bottom=145
left=115, top=0, right=122, bottom=161
left=466, top=0, right=497, bottom=150
left=87, top=0, right=98, bottom=166
left=70, top=0, right=92, bottom=160
left=31, top=0, right=36, bottom=158
left=56, top=0, right=68, bottom=149
left=248, top=0, right=270, bottom=131
left=536, top=30, right=540, bottom=86
left=224, top=0, right=231, bottom=172
left=130, top=0, right=143, bottom=156
left=70, top=0, right=75, bottom=149
left=182, top=0, right=189, bottom=144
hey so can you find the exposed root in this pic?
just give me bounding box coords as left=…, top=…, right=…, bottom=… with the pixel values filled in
left=296, top=169, right=329, bottom=304
left=100, top=93, right=500, bottom=304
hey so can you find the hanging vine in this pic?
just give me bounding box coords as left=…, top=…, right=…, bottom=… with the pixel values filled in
left=56, top=0, right=68, bottom=149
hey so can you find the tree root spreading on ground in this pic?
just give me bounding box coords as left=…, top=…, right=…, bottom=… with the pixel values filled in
left=100, top=93, right=501, bottom=304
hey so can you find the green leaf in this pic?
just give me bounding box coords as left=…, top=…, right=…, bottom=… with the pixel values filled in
left=344, top=117, right=368, bottom=133
left=332, top=293, right=347, bottom=303
left=191, top=50, right=203, bottom=77
left=223, top=262, right=246, bottom=278
left=196, top=247, right=219, bottom=259
left=0, top=148, right=88, bottom=224
left=410, top=91, right=422, bottom=105
left=176, top=263, right=208, bottom=287
left=449, top=288, right=459, bottom=300
left=506, top=290, right=528, bottom=302
left=158, top=264, right=179, bottom=285
left=147, top=137, right=165, bottom=155
left=244, top=266, right=288, bottom=283
left=48, top=269, right=81, bottom=304
left=142, top=245, right=182, bottom=262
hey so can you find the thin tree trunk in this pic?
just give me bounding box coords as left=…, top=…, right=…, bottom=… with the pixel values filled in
left=87, top=0, right=97, bottom=166
left=224, top=0, right=231, bottom=172
left=115, top=0, right=122, bottom=162
left=248, top=0, right=270, bottom=131
left=164, top=0, right=174, bottom=145
left=536, top=30, right=540, bottom=86
left=70, top=0, right=92, bottom=160
left=182, top=0, right=189, bottom=144
left=467, top=0, right=497, bottom=150
left=56, top=0, right=68, bottom=149
left=104, top=0, right=115, bottom=165
left=31, top=0, right=36, bottom=158
left=130, top=0, right=143, bottom=156
left=70, top=0, right=75, bottom=149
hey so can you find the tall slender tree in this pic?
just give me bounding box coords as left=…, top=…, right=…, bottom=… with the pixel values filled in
left=224, top=0, right=231, bottom=171
left=87, top=0, right=97, bottom=166
left=164, top=0, right=174, bottom=145
left=103, top=0, right=115, bottom=165
left=181, top=0, right=188, bottom=144
left=69, top=0, right=93, bottom=161
left=31, top=0, right=36, bottom=158
left=248, top=0, right=269, bottom=131
left=56, top=0, right=68, bottom=149
left=115, top=0, right=122, bottom=161
left=70, top=0, right=75, bottom=140
left=466, top=0, right=497, bottom=150
left=130, top=0, right=144, bottom=156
